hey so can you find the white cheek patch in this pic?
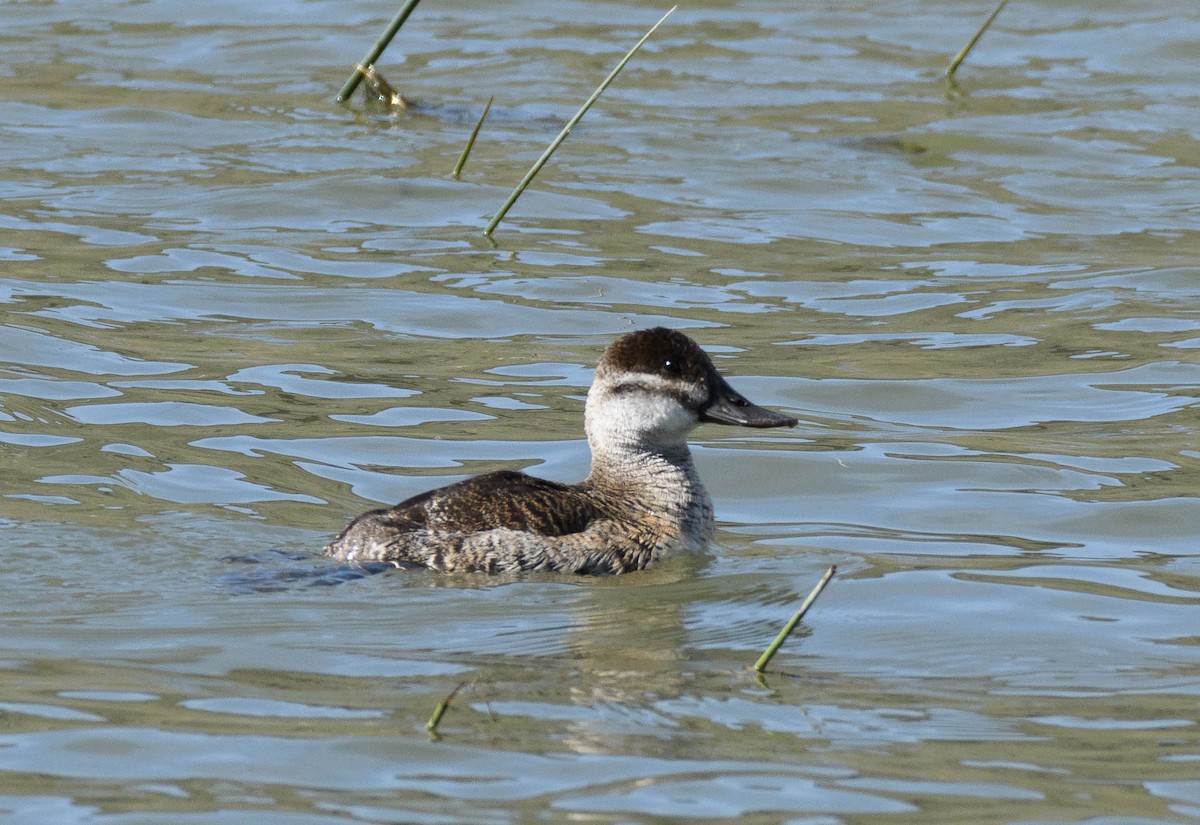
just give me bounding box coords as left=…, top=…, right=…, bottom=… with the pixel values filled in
left=613, top=392, right=691, bottom=430
left=587, top=373, right=703, bottom=447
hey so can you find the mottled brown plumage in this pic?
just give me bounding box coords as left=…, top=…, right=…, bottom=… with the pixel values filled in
left=347, top=472, right=598, bottom=541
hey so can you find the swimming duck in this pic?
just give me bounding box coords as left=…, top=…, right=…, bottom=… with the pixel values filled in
left=323, top=327, right=796, bottom=574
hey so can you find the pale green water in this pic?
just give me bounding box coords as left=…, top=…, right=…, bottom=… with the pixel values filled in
left=1, top=0, right=1198, bottom=822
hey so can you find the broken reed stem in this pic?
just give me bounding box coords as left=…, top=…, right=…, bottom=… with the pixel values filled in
left=753, top=565, right=836, bottom=674
left=337, top=0, right=426, bottom=101
left=426, top=680, right=468, bottom=735
left=946, top=0, right=1013, bottom=78
left=482, top=5, right=677, bottom=237
left=453, top=96, right=495, bottom=179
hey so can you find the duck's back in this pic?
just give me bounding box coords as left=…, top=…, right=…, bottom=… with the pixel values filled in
left=323, top=470, right=637, bottom=573
left=381, top=470, right=599, bottom=536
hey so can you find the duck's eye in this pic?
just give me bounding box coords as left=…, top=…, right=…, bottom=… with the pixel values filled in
left=662, top=358, right=683, bottom=377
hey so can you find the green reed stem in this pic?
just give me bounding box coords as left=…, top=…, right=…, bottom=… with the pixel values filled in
left=426, top=680, right=468, bottom=736
left=482, top=5, right=677, bottom=237
left=337, top=0, right=426, bottom=102
left=753, top=565, right=836, bottom=674
left=947, top=0, right=1013, bottom=78
left=453, top=96, right=495, bottom=180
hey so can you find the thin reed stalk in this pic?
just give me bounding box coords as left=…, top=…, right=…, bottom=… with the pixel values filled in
left=337, top=0, right=425, bottom=101
left=453, top=96, right=495, bottom=179
left=753, top=565, right=836, bottom=674
left=482, top=6, right=677, bottom=237
left=947, top=0, right=1013, bottom=78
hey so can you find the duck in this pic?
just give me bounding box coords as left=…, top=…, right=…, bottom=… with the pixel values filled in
left=323, top=327, right=797, bottom=574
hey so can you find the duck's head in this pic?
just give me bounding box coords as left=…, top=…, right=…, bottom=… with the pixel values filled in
left=585, top=327, right=797, bottom=454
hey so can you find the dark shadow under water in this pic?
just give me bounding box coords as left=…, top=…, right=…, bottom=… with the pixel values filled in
left=217, top=548, right=394, bottom=593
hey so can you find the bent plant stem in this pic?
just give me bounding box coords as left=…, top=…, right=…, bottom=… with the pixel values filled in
left=453, top=96, right=495, bottom=179
left=482, top=5, right=677, bottom=237
left=753, top=565, right=836, bottom=674
left=337, top=0, right=426, bottom=101
left=947, top=0, right=1013, bottom=78
left=426, top=680, right=469, bottom=737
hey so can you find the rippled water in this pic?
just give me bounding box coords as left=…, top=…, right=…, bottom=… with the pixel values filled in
left=2, top=0, right=1199, bottom=822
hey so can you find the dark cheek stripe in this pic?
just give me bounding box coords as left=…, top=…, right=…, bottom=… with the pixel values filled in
left=607, top=380, right=697, bottom=409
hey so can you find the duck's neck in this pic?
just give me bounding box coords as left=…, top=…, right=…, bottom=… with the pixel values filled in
left=587, top=438, right=698, bottom=486
left=583, top=435, right=714, bottom=554
left=583, top=429, right=708, bottom=528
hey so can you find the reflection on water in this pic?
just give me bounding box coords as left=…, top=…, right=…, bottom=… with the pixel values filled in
left=2, top=0, right=1199, bottom=822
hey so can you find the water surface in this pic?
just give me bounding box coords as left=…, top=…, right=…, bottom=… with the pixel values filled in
left=1, top=0, right=1198, bottom=822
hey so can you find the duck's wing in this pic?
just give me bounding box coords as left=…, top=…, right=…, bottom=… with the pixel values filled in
left=381, top=470, right=602, bottom=537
